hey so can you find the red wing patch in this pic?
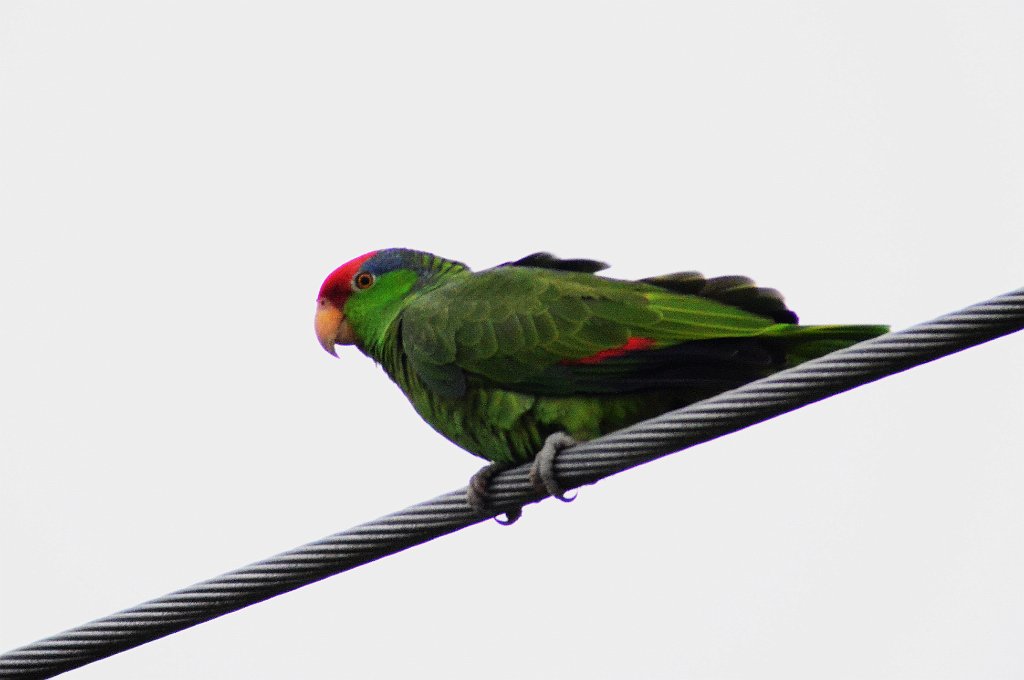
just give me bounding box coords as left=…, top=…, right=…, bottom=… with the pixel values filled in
left=562, top=337, right=655, bottom=365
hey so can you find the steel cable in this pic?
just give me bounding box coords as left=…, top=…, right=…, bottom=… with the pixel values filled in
left=1, top=288, right=1022, bottom=679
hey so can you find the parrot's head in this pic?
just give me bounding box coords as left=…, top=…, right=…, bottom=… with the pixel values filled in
left=316, top=248, right=460, bottom=357
left=315, top=250, right=375, bottom=356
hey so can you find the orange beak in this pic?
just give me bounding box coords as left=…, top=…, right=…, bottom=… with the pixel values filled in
left=315, top=298, right=356, bottom=356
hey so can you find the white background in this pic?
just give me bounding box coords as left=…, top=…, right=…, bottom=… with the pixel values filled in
left=1, top=2, right=1022, bottom=678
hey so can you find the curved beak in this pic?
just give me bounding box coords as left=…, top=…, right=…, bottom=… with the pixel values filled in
left=315, top=299, right=355, bottom=356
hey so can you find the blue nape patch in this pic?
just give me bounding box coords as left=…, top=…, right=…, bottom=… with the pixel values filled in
left=362, top=248, right=418, bottom=276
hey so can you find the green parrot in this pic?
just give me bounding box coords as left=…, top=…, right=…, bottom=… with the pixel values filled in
left=315, top=249, right=887, bottom=521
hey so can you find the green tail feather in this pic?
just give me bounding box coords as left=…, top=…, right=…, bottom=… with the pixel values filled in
left=763, top=324, right=890, bottom=366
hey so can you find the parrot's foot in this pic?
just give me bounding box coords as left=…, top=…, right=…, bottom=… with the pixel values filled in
left=529, top=432, right=579, bottom=502
left=468, top=462, right=522, bottom=525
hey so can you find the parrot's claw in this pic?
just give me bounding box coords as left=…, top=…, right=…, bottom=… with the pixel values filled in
left=467, top=432, right=579, bottom=524
left=529, top=431, right=579, bottom=502
left=468, top=462, right=522, bottom=525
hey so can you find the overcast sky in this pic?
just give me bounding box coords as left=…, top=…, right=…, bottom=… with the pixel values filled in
left=1, top=2, right=1022, bottom=678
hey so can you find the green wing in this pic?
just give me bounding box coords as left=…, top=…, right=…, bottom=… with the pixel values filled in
left=399, top=266, right=882, bottom=399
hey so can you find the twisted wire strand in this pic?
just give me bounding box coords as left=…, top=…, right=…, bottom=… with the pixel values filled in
left=2, top=288, right=1022, bottom=679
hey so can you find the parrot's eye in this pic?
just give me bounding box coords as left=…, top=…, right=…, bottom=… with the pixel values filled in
left=354, top=272, right=375, bottom=290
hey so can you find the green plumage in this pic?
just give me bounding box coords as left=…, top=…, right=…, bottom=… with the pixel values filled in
left=335, top=249, right=887, bottom=464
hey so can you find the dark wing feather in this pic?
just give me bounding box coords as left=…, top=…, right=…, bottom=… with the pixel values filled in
left=556, top=338, right=784, bottom=392
left=641, top=272, right=798, bottom=324
left=500, top=252, right=610, bottom=273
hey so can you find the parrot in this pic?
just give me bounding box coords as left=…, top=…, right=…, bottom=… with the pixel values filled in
left=315, top=248, right=887, bottom=522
